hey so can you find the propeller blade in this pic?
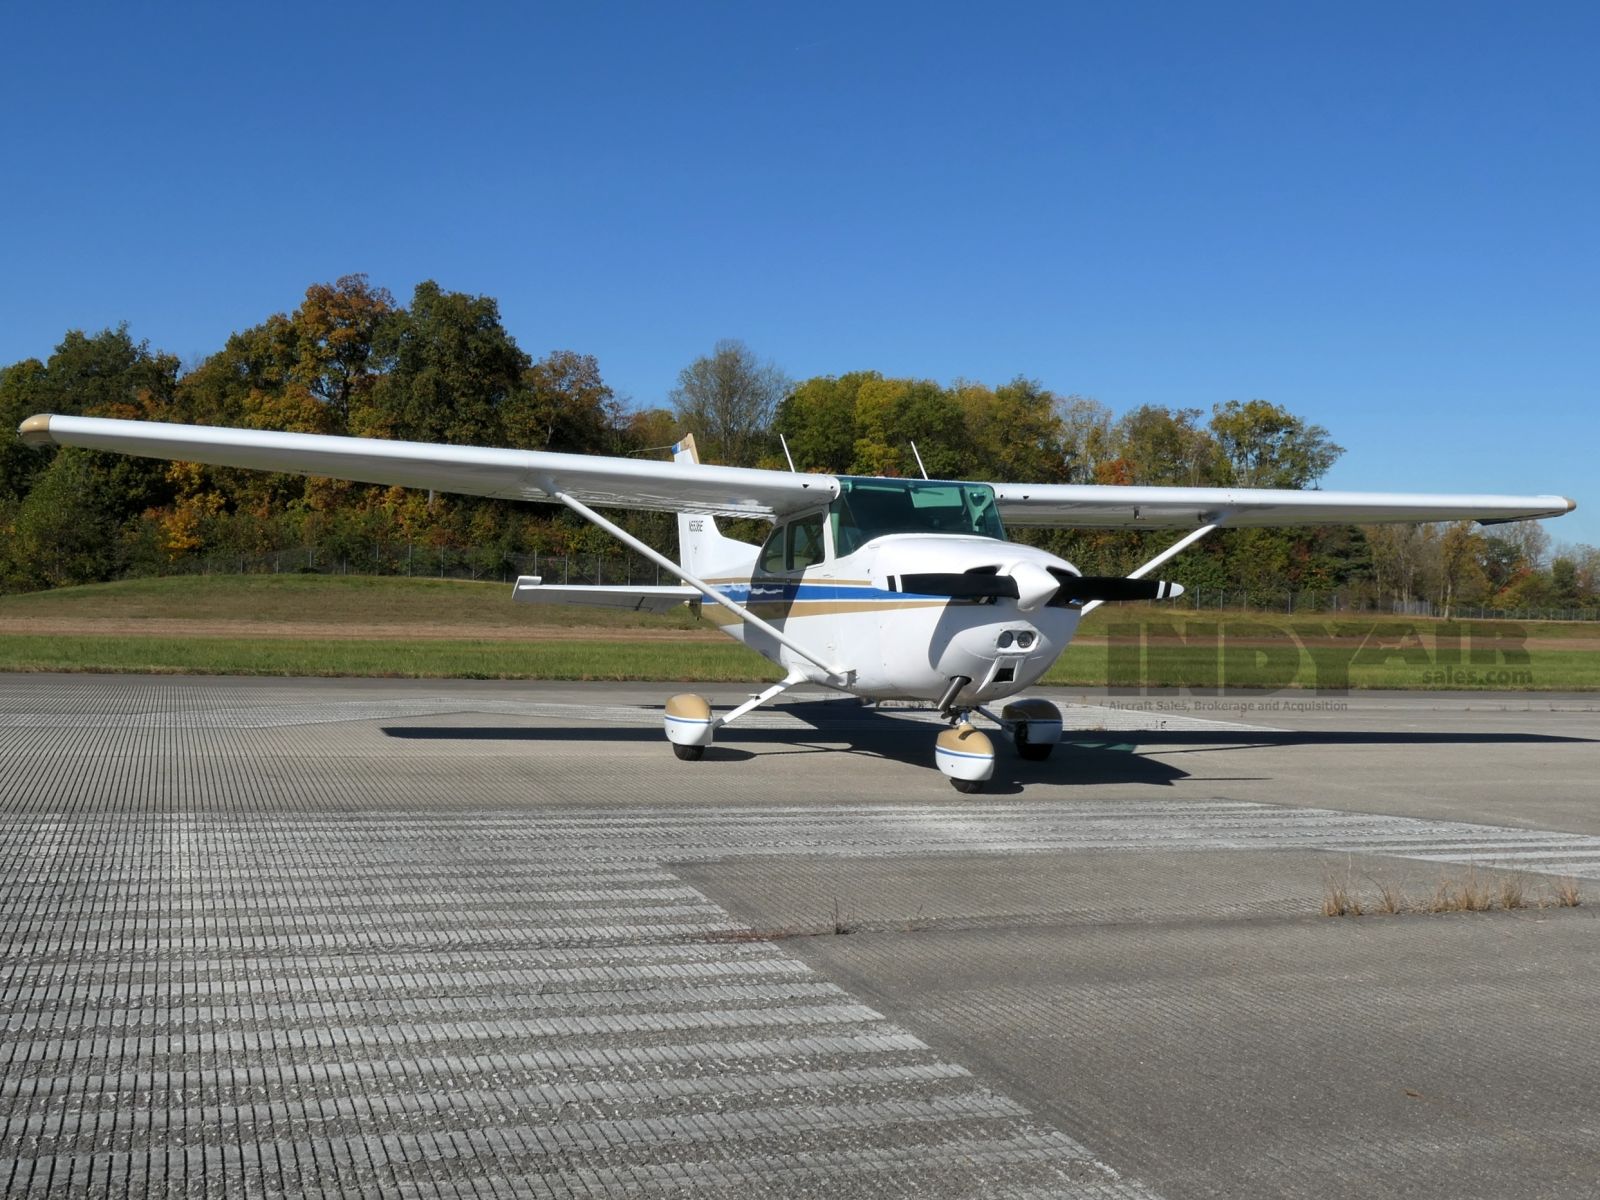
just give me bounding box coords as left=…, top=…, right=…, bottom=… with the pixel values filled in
left=897, top=568, right=1184, bottom=606
left=1049, top=573, right=1185, bottom=605
left=898, top=571, right=1020, bottom=599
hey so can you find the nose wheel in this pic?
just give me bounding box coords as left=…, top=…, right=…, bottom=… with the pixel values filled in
left=935, top=721, right=995, bottom=792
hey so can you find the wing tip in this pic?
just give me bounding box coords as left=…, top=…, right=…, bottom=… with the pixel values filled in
left=17, top=414, right=54, bottom=447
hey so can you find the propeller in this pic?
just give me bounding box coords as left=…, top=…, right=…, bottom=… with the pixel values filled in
left=895, top=567, right=1183, bottom=610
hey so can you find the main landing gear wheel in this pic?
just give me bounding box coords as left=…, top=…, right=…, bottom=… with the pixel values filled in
left=672, top=743, right=705, bottom=762
left=950, top=777, right=983, bottom=794
left=1013, top=722, right=1055, bottom=762
left=1002, top=699, right=1064, bottom=762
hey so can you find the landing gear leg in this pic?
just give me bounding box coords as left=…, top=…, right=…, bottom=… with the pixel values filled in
left=662, top=672, right=806, bottom=762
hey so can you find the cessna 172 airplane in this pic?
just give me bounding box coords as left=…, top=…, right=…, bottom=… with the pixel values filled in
left=17, top=413, right=1577, bottom=790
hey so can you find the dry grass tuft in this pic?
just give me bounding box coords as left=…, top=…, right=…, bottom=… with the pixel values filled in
left=1324, top=867, right=1583, bottom=920
left=1372, top=879, right=1408, bottom=915
left=829, top=897, right=857, bottom=936
left=1425, top=878, right=1456, bottom=913
left=1425, top=870, right=1493, bottom=913
left=1459, top=869, right=1493, bottom=912
left=1322, top=876, right=1363, bottom=917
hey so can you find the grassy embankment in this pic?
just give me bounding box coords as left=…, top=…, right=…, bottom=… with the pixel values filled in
left=0, top=575, right=1595, bottom=689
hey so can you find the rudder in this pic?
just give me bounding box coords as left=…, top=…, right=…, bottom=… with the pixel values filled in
left=673, top=434, right=758, bottom=576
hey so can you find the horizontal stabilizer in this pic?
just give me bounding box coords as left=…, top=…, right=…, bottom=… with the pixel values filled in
left=512, top=576, right=698, bottom=613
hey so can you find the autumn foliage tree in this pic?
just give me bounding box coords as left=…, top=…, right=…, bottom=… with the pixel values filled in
left=1, top=279, right=1590, bottom=611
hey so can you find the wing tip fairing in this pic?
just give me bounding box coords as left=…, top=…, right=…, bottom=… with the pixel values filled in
left=17, top=414, right=53, bottom=447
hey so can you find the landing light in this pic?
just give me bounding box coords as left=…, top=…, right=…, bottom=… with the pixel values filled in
left=997, top=630, right=1036, bottom=650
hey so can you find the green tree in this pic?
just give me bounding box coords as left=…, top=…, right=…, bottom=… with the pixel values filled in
left=1209, top=399, right=1342, bottom=488
left=622, top=407, right=685, bottom=457
left=10, top=450, right=126, bottom=587
left=504, top=350, right=620, bottom=453
left=1550, top=557, right=1580, bottom=607
left=369, top=281, right=531, bottom=445
left=290, top=275, right=396, bottom=434
left=0, top=359, right=50, bottom=502
left=845, top=376, right=963, bottom=477
left=775, top=372, right=875, bottom=473
left=956, top=377, right=1067, bottom=484
left=1113, top=405, right=1219, bottom=486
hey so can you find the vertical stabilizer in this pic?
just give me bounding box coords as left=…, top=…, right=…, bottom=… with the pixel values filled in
left=673, top=435, right=758, bottom=576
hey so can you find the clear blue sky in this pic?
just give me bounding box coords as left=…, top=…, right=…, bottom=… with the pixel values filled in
left=3, top=2, right=1594, bottom=543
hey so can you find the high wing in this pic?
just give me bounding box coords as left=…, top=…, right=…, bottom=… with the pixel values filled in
left=18, top=413, right=1575, bottom=529
left=990, top=482, right=1576, bottom=529
left=17, top=415, right=837, bottom=520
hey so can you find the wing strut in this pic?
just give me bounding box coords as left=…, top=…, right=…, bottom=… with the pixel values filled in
left=549, top=489, right=848, bottom=681
left=1079, top=520, right=1225, bottom=617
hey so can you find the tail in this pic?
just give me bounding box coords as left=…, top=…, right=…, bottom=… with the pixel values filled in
left=673, top=434, right=758, bottom=576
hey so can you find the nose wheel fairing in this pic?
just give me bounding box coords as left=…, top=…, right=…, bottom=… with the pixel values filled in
left=934, top=723, right=996, bottom=787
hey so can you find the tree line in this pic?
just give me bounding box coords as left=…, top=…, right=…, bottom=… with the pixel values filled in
left=1, top=275, right=1593, bottom=615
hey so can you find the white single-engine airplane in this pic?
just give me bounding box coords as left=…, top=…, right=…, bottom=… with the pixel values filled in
left=17, top=413, right=1577, bottom=790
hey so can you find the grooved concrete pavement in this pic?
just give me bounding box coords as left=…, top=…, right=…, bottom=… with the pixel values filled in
left=1, top=675, right=1597, bottom=1198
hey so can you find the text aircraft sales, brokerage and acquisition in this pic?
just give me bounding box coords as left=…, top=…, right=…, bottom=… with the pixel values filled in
left=17, top=413, right=1576, bottom=791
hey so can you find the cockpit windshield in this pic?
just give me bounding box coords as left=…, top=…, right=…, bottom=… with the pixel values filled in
left=830, top=477, right=1006, bottom=557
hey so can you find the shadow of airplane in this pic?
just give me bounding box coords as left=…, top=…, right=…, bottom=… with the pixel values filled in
left=380, top=704, right=1593, bottom=791
left=382, top=701, right=1194, bottom=790
left=1066, top=729, right=1596, bottom=747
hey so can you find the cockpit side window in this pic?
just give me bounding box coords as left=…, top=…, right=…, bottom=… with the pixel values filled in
left=758, top=524, right=787, bottom=574
left=758, top=513, right=829, bottom=574
left=789, top=514, right=825, bottom=570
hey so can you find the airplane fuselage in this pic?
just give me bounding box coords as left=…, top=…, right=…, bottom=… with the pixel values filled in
left=703, top=533, right=1082, bottom=706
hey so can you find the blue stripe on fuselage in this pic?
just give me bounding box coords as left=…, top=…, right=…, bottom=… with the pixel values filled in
left=709, top=581, right=929, bottom=603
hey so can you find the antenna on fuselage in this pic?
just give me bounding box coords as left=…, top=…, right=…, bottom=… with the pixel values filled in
left=779, top=434, right=798, bottom=473
left=909, top=441, right=930, bottom=480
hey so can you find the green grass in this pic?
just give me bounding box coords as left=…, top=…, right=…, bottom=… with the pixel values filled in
left=1043, top=638, right=1599, bottom=691
left=1, top=575, right=1596, bottom=688
left=0, top=635, right=781, bottom=681
left=0, top=573, right=703, bottom=631
left=1071, top=601, right=1600, bottom=643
